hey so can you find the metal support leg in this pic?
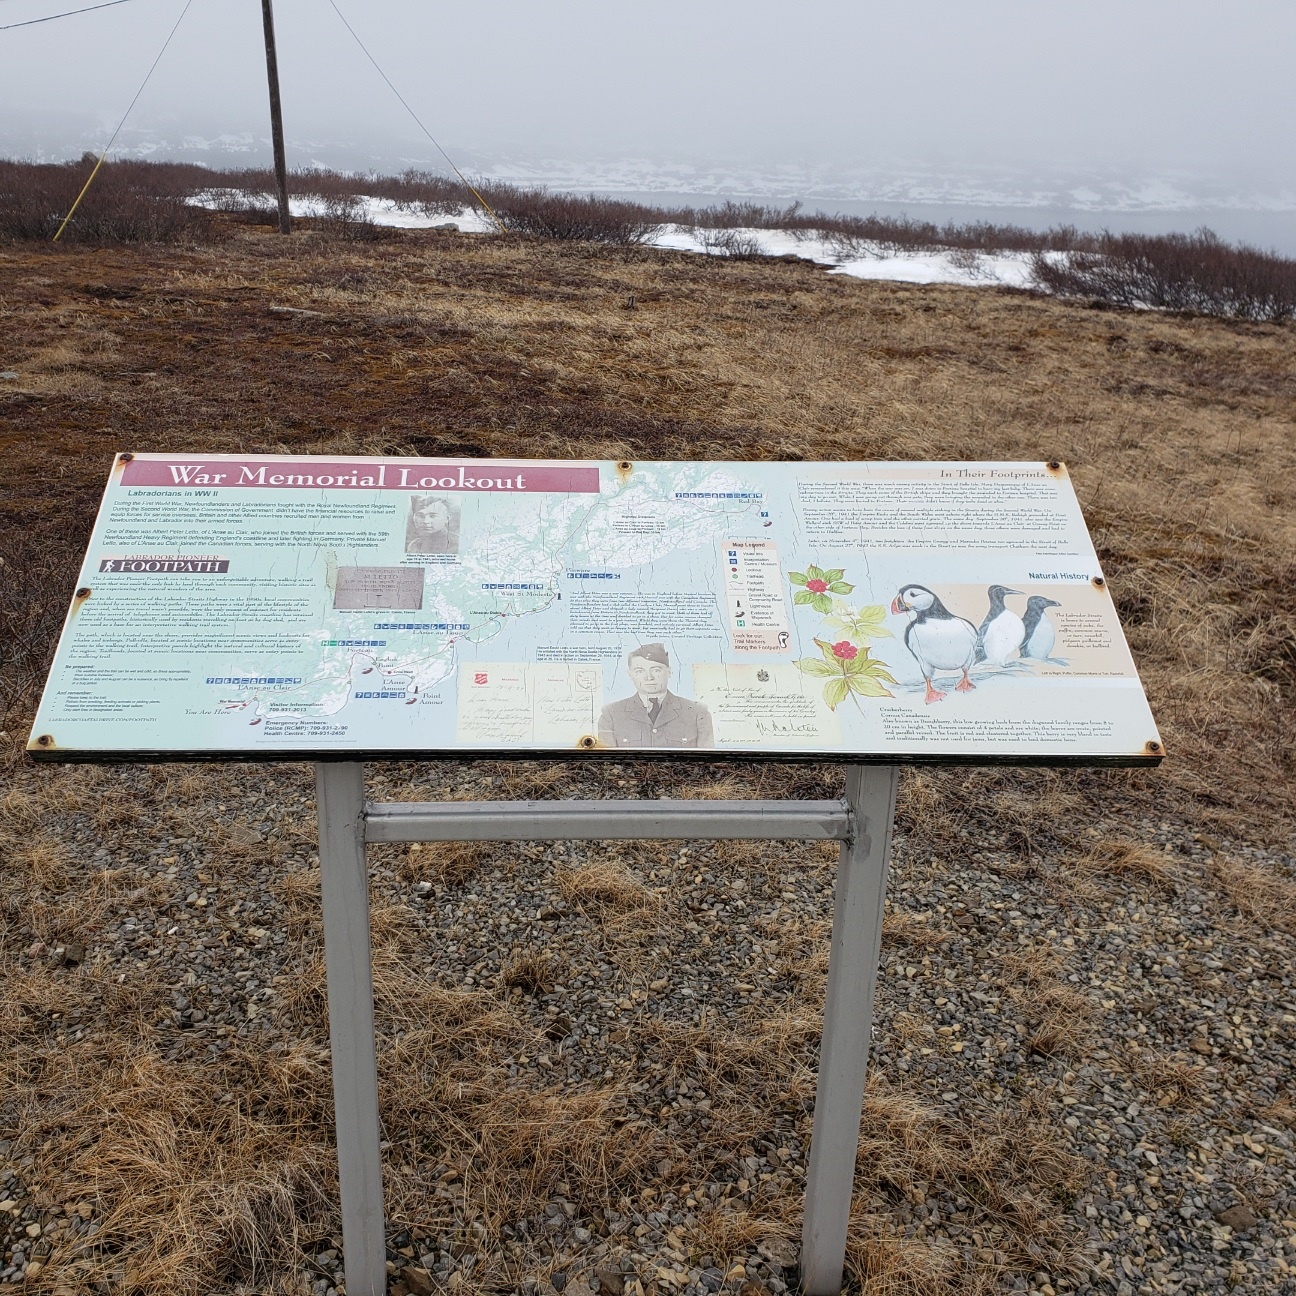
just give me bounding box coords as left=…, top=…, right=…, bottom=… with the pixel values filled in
left=800, top=765, right=899, bottom=1295
left=315, top=762, right=386, bottom=1296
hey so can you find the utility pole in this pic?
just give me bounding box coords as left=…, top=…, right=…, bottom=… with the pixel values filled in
left=261, top=0, right=291, bottom=234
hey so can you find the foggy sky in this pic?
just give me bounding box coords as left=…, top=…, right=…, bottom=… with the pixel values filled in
left=2, top=0, right=1294, bottom=196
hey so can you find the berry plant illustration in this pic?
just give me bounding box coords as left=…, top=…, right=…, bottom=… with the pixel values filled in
left=788, top=566, right=897, bottom=709
left=788, top=563, right=853, bottom=613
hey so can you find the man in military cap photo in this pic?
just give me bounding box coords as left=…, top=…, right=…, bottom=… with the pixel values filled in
left=597, top=643, right=714, bottom=749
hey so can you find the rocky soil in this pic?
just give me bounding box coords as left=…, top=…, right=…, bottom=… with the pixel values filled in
left=2, top=757, right=1294, bottom=1295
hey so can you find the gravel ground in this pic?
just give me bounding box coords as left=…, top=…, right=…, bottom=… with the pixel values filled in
left=2, top=758, right=1295, bottom=1295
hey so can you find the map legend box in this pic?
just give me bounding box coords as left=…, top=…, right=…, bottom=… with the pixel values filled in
left=724, top=539, right=791, bottom=653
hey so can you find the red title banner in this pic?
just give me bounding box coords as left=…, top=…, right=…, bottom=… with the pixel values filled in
left=120, top=458, right=602, bottom=493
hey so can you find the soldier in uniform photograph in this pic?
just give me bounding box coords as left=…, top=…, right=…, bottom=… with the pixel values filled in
left=405, top=494, right=460, bottom=554
left=597, top=643, right=714, bottom=749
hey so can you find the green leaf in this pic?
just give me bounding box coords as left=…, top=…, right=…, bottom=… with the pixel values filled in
left=856, top=659, right=899, bottom=684
left=811, top=593, right=833, bottom=613
left=805, top=564, right=825, bottom=581
left=813, top=637, right=838, bottom=663
left=854, top=608, right=891, bottom=639
left=823, top=568, right=845, bottom=582
left=841, top=654, right=866, bottom=676
left=848, top=675, right=894, bottom=698
left=828, top=581, right=855, bottom=595
left=823, top=676, right=850, bottom=710
left=824, top=602, right=894, bottom=640
left=787, top=571, right=807, bottom=587
left=796, top=658, right=838, bottom=677
left=793, top=589, right=817, bottom=605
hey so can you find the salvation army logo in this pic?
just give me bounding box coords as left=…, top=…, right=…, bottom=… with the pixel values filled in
left=473, top=672, right=488, bottom=686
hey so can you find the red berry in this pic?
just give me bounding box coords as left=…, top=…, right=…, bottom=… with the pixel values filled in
left=806, top=578, right=828, bottom=593
left=832, top=640, right=858, bottom=660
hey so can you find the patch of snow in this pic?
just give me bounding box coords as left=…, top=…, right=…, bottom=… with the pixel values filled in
left=187, top=191, right=1042, bottom=289
left=830, top=250, right=1037, bottom=288
left=647, top=223, right=1037, bottom=288
left=189, top=190, right=497, bottom=232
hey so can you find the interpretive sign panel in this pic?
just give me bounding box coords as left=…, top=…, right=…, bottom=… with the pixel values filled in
left=29, top=454, right=1162, bottom=764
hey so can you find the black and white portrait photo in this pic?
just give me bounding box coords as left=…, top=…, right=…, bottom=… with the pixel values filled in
left=597, top=643, right=714, bottom=749
left=404, top=495, right=461, bottom=555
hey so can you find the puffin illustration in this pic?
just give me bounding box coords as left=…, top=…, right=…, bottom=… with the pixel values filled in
left=1020, top=595, right=1064, bottom=663
left=891, top=585, right=979, bottom=704
left=975, top=585, right=1025, bottom=668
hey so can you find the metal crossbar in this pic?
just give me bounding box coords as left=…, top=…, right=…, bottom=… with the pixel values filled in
left=364, top=797, right=852, bottom=843
left=315, top=762, right=898, bottom=1296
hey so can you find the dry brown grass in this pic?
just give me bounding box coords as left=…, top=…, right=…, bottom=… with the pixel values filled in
left=398, top=839, right=487, bottom=886
left=1000, top=947, right=1097, bottom=1059
left=1125, top=1044, right=1207, bottom=1108
left=881, top=911, right=951, bottom=950
left=556, top=857, right=657, bottom=916
left=500, top=949, right=556, bottom=996
left=845, top=1080, right=1088, bottom=1290
left=2, top=230, right=1293, bottom=835
left=1, top=959, right=335, bottom=1294
left=1, top=226, right=1293, bottom=1293
left=1208, top=855, right=1296, bottom=933
left=1073, top=837, right=1179, bottom=890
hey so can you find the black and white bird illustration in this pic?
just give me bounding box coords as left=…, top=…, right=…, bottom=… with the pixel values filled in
left=975, top=584, right=1025, bottom=668
left=890, top=585, right=979, bottom=704
left=1021, top=595, right=1064, bottom=663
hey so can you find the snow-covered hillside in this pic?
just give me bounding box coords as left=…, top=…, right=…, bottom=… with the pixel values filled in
left=192, top=191, right=1040, bottom=289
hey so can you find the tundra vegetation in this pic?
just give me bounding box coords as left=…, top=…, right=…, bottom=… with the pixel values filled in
left=3, top=157, right=1295, bottom=320
left=0, top=187, right=1293, bottom=1295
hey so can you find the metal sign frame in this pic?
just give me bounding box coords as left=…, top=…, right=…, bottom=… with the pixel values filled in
left=315, top=760, right=898, bottom=1296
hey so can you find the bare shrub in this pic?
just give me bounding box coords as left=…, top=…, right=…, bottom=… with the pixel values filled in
left=0, top=156, right=219, bottom=244
left=946, top=246, right=992, bottom=279
left=315, top=192, right=386, bottom=242
left=697, top=227, right=766, bottom=259
left=488, top=185, right=660, bottom=244
left=202, top=186, right=279, bottom=225
left=806, top=214, right=1096, bottom=260
left=282, top=165, right=463, bottom=215
left=1032, top=229, right=1296, bottom=321
left=25, top=156, right=1289, bottom=288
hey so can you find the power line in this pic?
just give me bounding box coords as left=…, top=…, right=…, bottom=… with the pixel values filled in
left=0, top=0, right=139, bottom=30
left=323, top=0, right=504, bottom=232
left=53, top=0, right=195, bottom=240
